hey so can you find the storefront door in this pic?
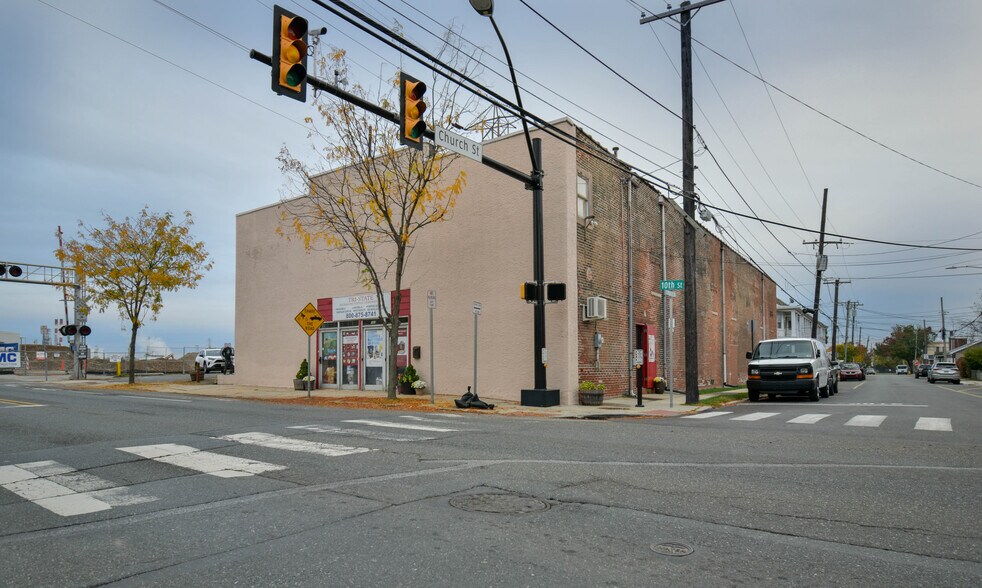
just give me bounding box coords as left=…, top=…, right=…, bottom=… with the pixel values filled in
left=340, top=327, right=360, bottom=389
left=363, top=326, right=386, bottom=390
left=320, top=329, right=339, bottom=388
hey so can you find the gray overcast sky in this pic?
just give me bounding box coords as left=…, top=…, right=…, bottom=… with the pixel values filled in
left=2, top=0, right=980, bottom=355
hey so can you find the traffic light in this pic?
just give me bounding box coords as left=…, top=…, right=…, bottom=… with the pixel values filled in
left=545, top=282, right=567, bottom=302
left=520, top=281, right=539, bottom=303
left=0, top=264, right=23, bottom=278
left=271, top=5, right=308, bottom=102
left=59, top=325, right=77, bottom=337
left=399, top=72, right=427, bottom=149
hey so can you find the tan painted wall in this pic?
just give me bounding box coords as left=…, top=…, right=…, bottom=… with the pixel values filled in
left=233, top=121, right=579, bottom=403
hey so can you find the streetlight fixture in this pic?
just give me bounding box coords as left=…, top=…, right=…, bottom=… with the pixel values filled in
left=946, top=265, right=982, bottom=270
left=470, top=0, right=557, bottom=406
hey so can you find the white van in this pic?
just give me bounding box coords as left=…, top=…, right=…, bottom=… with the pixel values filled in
left=895, top=365, right=908, bottom=375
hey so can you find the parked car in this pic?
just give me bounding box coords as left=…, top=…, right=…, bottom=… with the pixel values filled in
left=839, top=362, right=865, bottom=381
left=895, top=364, right=909, bottom=375
left=865, top=367, right=876, bottom=375
left=914, top=363, right=930, bottom=379
left=195, top=348, right=225, bottom=373
left=746, top=338, right=832, bottom=402
left=927, top=362, right=960, bottom=384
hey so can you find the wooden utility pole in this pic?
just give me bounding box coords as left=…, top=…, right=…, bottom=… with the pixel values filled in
left=809, top=189, right=829, bottom=339
left=824, top=279, right=850, bottom=361
left=640, top=0, right=727, bottom=405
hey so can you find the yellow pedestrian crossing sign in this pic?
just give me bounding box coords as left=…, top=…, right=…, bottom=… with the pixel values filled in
left=295, top=303, right=323, bottom=336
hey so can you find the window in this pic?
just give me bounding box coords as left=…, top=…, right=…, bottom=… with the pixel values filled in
left=577, top=174, right=590, bottom=219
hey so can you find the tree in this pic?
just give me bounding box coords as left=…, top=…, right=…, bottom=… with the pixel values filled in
left=58, top=207, right=212, bottom=383
left=875, top=324, right=935, bottom=367
left=830, top=343, right=868, bottom=364
left=277, top=47, right=481, bottom=399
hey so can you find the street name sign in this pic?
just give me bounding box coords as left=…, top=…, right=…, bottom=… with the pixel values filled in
left=435, top=126, right=483, bottom=163
left=660, top=279, right=684, bottom=291
left=294, top=303, right=324, bottom=336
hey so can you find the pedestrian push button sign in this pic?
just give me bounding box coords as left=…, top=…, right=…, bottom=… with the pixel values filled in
left=295, top=303, right=324, bottom=336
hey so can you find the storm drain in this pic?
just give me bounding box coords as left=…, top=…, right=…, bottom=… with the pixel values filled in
left=449, top=493, right=550, bottom=514
left=651, top=542, right=694, bottom=557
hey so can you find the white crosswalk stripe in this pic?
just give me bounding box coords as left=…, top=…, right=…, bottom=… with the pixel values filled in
left=288, top=424, right=434, bottom=442
left=118, top=443, right=285, bottom=478
left=681, top=411, right=733, bottom=419
left=343, top=419, right=460, bottom=432
left=844, top=415, right=887, bottom=428
left=914, top=417, right=953, bottom=432
left=787, top=414, right=831, bottom=424
left=217, top=432, right=373, bottom=457
left=0, top=460, right=156, bottom=517
left=730, top=412, right=779, bottom=421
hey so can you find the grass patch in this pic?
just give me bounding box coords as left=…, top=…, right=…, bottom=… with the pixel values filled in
left=685, top=392, right=748, bottom=407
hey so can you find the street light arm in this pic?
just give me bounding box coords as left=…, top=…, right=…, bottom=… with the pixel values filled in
left=488, top=14, right=538, bottom=177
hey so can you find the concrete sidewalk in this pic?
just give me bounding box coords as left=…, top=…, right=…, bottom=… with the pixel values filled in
left=3, top=373, right=744, bottom=418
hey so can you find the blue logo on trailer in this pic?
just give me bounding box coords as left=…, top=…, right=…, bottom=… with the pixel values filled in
left=0, top=342, right=20, bottom=369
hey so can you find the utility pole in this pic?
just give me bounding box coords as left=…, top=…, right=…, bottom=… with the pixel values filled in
left=808, top=188, right=829, bottom=339
left=824, top=279, right=849, bottom=361
left=940, top=297, right=947, bottom=359
left=640, top=0, right=727, bottom=404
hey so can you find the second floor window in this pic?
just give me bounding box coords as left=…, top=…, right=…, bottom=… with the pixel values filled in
left=577, top=174, right=590, bottom=218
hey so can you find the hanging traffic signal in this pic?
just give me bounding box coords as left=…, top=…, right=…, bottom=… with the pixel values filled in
left=271, top=5, right=308, bottom=102
left=399, top=72, right=427, bottom=149
left=520, top=281, right=539, bottom=303
left=0, top=264, right=23, bottom=278
left=59, top=325, right=77, bottom=337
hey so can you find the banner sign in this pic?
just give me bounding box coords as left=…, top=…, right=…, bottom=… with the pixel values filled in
left=333, top=293, right=390, bottom=321
left=0, top=342, right=20, bottom=369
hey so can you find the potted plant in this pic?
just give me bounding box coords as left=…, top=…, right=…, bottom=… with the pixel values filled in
left=412, top=379, right=427, bottom=394
left=653, top=376, right=667, bottom=394
left=398, top=364, right=419, bottom=394
left=294, top=358, right=313, bottom=391
left=578, top=381, right=606, bottom=406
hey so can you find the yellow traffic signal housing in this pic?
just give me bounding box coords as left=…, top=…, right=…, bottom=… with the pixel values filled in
left=399, top=72, right=427, bottom=149
left=272, top=5, right=308, bottom=102
left=520, top=281, right=538, bottom=303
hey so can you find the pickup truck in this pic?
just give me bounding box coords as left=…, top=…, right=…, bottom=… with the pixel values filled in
left=746, top=338, right=832, bottom=402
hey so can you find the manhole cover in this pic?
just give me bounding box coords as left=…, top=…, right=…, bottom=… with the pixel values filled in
left=651, top=542, right=694, bottom=557
left=449, top=493, right=550, bottom=514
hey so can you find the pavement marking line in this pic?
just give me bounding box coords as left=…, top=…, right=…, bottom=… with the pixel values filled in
left=218, top=432, right=373, bottom=457
left=730, top=412, right=780, bottom=421
left=398, top=415, right=467, bottom=424
left=681, top=411, right=733, bottom=419
left=342, top=419, right=460, bottom=432
left=787, top=414, right=831, bottom=425
left=0, top=397, right=44, bottom=407
left=914, top=417, right=953, bottom=432
left=0, top=462, right=124, bottom=517
left=117, top=395, right=191, bottom=403
left=287, top=424, right=435, bottom=442
left=935, top=386, right=982, bottom=399
left=117, top=443, right=286, bottom=478
left=853, top=382, right=866, bottom=389
left=845, top=415, right=887, bottom=428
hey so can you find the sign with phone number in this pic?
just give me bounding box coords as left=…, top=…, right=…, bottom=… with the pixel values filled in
left=333, top=293, right=391, bottom=321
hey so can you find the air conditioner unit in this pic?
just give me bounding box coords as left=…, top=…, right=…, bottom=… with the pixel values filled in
left=583, top=296, right=607, bottom=321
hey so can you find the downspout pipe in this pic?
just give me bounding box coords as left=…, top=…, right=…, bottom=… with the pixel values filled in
left=626, top=177, right=635, bottom=397
left=721, top=242, right=731, bottom=387
left=660, top=197, right=668, bottom=378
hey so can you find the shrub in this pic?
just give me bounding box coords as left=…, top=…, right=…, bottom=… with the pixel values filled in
left=295, top=358, right=308, bottom=380
left=399, top=364, right=419, bottom=385
left=578, top=381, right=606, bottom=392
left=956, top=357, right=968, bottom=378
left=962, top=347, right=982, bottom=372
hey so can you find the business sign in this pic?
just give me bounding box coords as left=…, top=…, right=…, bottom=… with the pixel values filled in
left=660, top=279, right=684, bottom=291
left=435, top=126, right=483, bottom=163
left=0, top=342, right=20, bottom=369
left=333, top=293, right=390, bottom=321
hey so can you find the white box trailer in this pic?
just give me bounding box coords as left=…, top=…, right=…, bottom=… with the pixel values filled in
left=0, top=331, right=21, bottom=373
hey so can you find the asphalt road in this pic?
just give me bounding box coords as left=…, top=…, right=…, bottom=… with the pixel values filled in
left=1, top=374, right=979, bottom=586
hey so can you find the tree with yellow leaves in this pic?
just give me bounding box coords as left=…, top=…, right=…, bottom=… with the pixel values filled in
left=278, top=47, right=480, bottom=399
left=57, top=207, right=213, bottom=383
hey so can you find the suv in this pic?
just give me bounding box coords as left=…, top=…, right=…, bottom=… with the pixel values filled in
left=914, top=363, right=930, bottom=379
left=895, top=365, right=908, bottom=375
left=195, top=348, right=225, bottom=373
left=928, top=362, right=960, bottom=384
left=746, top=338, right=832, bottom=402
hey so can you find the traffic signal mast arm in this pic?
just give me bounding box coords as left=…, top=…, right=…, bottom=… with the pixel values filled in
left=249, top=50, right=533, bottom=187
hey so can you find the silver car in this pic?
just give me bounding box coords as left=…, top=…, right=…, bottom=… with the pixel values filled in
left=927, top=362, right=960, bottom=384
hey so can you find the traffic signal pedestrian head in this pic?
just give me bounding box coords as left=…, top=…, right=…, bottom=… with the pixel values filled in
left=520, top=281, right=538, bottom=303
left=545, top=282, right=567, bottom=302
left=399, top=72, right=427, bottom=149
left=272, top=5, right=309, bottom=102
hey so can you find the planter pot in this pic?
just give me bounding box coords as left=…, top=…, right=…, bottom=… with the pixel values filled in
left=399, top=382, right=415, bottom=395
left=294, top=379, right=308, bottom=391
left=578, top=390, right=604, bottom=406
left=654, top=381, right=666, bottom=394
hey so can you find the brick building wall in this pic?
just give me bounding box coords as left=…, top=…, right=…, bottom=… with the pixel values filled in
left=574, top=129, right=776, bottom=396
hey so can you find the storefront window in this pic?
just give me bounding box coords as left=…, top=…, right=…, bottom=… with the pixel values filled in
left=341, top=328, right=359, bottom=387
left=321, top=330, right=338, bottom=386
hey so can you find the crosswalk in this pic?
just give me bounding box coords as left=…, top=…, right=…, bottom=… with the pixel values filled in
left=681, top=411, right=954, bottom=432
left=1, top=414, right=467, bottom=518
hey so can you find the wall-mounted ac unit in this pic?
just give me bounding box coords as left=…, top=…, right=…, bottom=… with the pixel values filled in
left=583, top=296, right=608, bottom=321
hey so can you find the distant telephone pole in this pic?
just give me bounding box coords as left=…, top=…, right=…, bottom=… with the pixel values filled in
left=640, top=0, right=728, bottom=404
left=824, top=279, right=849, bottom=361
